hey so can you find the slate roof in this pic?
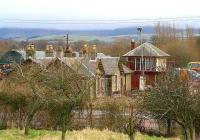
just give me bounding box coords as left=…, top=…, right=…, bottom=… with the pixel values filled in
left=99, top=57, right=133, bottom=75
left=81, top=59, right=96, bottom=75
left=33, top=58, right=53, bottom=68
left=122, top=64, right=133, bottom=74
left=96, top=53, right=111, bottom=59
left=123, top=42, right=170, bottom=57
left=100, top=57, right=119, bottom=75
left=27, top=57, right=95, bottom=77
left=63, top=58, right=95, bottom=77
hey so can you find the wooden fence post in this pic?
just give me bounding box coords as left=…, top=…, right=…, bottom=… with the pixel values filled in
left=89, top=103, right=93, bottom=128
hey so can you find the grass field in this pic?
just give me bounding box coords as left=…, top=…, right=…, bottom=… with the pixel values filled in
left=13, top=35, right=116, bottom=42
left=0, top=129, right=179, bottom=140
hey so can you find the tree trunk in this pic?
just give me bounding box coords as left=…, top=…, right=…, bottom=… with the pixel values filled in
left=89, top=103, right=93, bottom=128
left=129, top=135, right=135, bottom=140
left=61, top=129, right=66, bottom=140
left=129, top=135, right=134, bottom=140
left=127, top=118, right=135, bottom=140
left=61, top=119, right=67, bottom=140
left=18, top=108, right=23, bottom=130
left=25, top=119, right=30, bottom=135
left=24, top=101, right=38, bottom=135
left=189, top=127, right=195, bottom=140
left=24, top=113, right=33, bottom=135
left=181, top=125, right=189, bottom=140
left=167, top=119, right=171, bottom=136
left=24, top=123, right=29, bottom=135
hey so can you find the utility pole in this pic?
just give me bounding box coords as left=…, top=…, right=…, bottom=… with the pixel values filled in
left=64, top=34, right=69, bottom=50
left=137, top=27, right=146, bottom=91
left=137, top=27, right=144, bottom=76
left=137, top=27, right=142, bottom=45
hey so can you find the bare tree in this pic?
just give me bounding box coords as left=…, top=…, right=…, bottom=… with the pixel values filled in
left=153, top=22, right=199, bottom=67
left=41, top=58, right=93, bottom=140
left=1, top=59, right=47, bottom=135
left=138, top=70, right=200, bottom=140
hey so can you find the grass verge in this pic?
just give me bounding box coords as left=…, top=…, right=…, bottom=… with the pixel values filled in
left=0, top=129, right=179, bottom=140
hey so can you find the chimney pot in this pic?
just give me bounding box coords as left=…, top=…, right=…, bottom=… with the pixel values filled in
left=131, top=39, right=136, bottom=50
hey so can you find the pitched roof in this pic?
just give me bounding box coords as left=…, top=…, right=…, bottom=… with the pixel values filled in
left=100, top=57, right=120, bottom=75
left=123, top=42, right=170, bottom=57
left=96, top=53, right=111, bottom=59
left=22, top=56, right=96, bottom=77
left=33, top=58, right=53, bottom=68
left=122, top=64, right=134, bottom=74
left=81, top=59, right=96, bottom=75
left=98, top=57, right=133, bottom=75
left=62, top=58, right=95, bottom=77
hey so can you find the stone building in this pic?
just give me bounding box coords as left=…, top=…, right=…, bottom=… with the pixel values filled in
left=96, top=57, right=133, bottom=97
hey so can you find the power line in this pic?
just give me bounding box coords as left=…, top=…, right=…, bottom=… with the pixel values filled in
left=1, top=16, right=200, bottom=25
left=2, top=16, right=200, bottom=21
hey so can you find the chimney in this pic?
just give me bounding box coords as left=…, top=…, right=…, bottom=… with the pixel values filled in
left=64, top=47, right=73, bottom=57
left=26, top=44, right=36, bottom=59
left=45, top=45, right=55, bottom=57
left=91, top=45, right=97, bottom=60
left=55, top=46, right=64, bottom=58
left=81, top=44, right=89, bottom=57
left=131, top=39, right=136, bottom=50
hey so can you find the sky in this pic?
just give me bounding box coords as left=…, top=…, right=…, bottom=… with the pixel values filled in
left=0, top=0, right=200, bottom=29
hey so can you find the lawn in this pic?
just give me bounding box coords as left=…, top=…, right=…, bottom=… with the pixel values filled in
left=0, top=129, right=179, bottom=140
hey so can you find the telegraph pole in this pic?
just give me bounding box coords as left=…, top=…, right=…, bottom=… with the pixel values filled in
left=137, top=27, right=146, bottom=91
left=64, top=34, right=69, bottom=50
left=137, top=27, right=144, bottom=76
left=137, top=27, right=142, bottom=45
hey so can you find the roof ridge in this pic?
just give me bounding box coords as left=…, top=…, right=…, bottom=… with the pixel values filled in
left=123, top=42, right=170, bottom=57
left=147, top=44, right=160, bottom=56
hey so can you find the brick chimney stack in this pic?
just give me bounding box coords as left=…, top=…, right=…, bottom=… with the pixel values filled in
left=131, top=39, right=136, bottom=50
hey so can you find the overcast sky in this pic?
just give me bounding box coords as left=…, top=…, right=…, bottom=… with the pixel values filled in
left=0, top=0, right=200, bottom=29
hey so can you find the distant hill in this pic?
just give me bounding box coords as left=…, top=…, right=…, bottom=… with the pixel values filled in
left=0, top=26, right=155, bottom=41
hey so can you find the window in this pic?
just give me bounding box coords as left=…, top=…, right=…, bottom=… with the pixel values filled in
left=146, top=58, right=150, bottom=70
left=112, top=75, right=117, bottom=91
left=136, top=58, right=140, bottom=70
left=144, top=58, right=155, bottom=71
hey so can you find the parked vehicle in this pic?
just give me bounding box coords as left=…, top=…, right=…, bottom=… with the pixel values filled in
left=187, top=62, right=200, bottom=72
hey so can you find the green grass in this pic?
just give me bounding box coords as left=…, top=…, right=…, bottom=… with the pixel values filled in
left=136, top=133, right=179, bottom=140
left=0, top=129, right=179, bottom=140
left=0, top=129, right=59, bottom=140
